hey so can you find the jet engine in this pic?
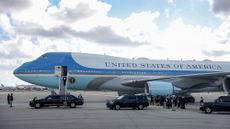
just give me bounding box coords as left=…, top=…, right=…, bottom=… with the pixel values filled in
left=223, top=75, right=230, bottom=95
left=145, top=81, right=181, bottom=96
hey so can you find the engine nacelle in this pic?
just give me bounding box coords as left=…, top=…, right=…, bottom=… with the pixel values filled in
left=223, top=75, right=230, bottom=95
left=145, top=81, right=181, bottom=96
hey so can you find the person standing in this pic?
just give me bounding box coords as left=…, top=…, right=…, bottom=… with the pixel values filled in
left=160, top=96, right=165, bottom=106
left=166, top=95, right=171, bottom=109
left=177, top=96, right=181, bottom=108
left=180, top=96, right=186, bottom=109
left=150, top=96, right=154, bottom=105
left=200, top=97, right=204, bottom=106
left=78, top=94, right=83, bottom=101
left=10, top=93, right=13, bottom=107
left=7, top=93, right=10, bottom=106
left=172, top=95, right=177, bottom=111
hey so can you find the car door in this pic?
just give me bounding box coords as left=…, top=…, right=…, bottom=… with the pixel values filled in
left=137, top=96, right=148, bottom=106
left=43, top=96, right=53, bottom=106
left=124, top=96, right=136, bottom=108
left=49, top=95, right=62, bottom=106
left=226, top=99, right=230, bottom=111
left=222, top=98, right=230, bottom=111
left=65, top=95, right=73, bottom=103
left=213, top=98, right=226, bottom=111
left=118, top=96, right=127, bottom=108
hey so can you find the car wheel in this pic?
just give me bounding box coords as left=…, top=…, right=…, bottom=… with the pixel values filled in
left=205, top=107, right=212, bottom=113
left=70, top=102, right=76, bottom=108
left=138, top=104, right=144, bottom=110
left=35, top=103, right=41, bottom=109
left=115, top=105, right=120, bottom=110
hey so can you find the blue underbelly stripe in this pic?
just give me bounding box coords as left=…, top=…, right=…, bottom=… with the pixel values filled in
left=17, top=75, right=97, bottom=90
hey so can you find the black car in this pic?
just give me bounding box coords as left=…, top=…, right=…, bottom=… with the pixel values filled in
left=29, top=94, right=84, bottom=108
left=106, top=95, right=149, bottom=110
left=200, top=96, right=230, bottom=113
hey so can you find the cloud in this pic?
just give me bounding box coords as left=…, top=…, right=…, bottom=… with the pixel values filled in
left=53, top=2, right=95, bottom=22
left=202, top=50, right=230, bottom=57
left=16, top=23, right=148, bottom=46
left=210, top=0, right=230, bottom=17
left=16, top=23, right=69, bottom=39
left=0, top=40, right=33, bottom=60
left=73, top=26, right=149, bottom=46
left=219, top=39, right=229, bottom=44
left=216, top=19, right=230, bottom=45
left=0, top=0, right=31, bottom=13
left=168, top=0, right=174, bottom=4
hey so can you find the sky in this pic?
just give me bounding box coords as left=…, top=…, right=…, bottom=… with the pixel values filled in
left=0, top=0, right=230, bottom=86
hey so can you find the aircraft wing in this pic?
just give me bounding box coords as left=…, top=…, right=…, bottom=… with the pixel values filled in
left=121, top=72, right=230, bottom=90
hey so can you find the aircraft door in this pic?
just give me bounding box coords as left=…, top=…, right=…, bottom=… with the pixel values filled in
left=55, top=66, right=68, bottom=95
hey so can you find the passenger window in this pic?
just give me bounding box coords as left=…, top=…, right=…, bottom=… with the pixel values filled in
left=227, top=99, right=230, bottom=102
left=66, top=96, right=72, bottom=100
left=46, top=97, right=52, bottom=100
left=123, top=96, right=130, bottom=101
left=127, top=96, right=136, bottom=100
left=138, top=96, right=146, bottom=101
left=222, top=98, right=230, bottom=103
left=52, top=96, right=60, bottom=100
left=70, top=96, right=74, bottom=100
left=60, top=96, right=64, bottom=100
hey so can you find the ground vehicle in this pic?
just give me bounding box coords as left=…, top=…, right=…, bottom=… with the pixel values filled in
left=29, top=94, right=84, bottom=108
left=106, top=95, right=149, bottom=110
left=200, top=96, right=230, bottom=113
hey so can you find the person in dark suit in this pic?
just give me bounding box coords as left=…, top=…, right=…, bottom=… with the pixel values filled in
left=200, top=97, right=204, bottom=106
left=10, top=93, right=13, bottom=107
left=7, top=93, right=10, bottom=105
left=180, top=96, right=186, bottom=109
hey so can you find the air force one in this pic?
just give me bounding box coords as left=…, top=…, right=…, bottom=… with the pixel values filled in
left=14, top=52, right=230, bottom=96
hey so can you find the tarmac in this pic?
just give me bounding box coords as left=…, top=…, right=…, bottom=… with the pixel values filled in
left=0, top=91, right=229, bottom=129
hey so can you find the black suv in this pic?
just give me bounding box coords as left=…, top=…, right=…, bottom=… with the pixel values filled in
left=200, top=96, right=230, bottom=113
left=106, top=95, right=149, bottom=110
left=29, top=95, right=84, bottom=108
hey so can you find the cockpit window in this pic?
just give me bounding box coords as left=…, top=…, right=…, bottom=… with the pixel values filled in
left=39, top=54, right=48, bottom=59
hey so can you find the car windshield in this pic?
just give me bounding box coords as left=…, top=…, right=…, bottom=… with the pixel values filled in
left=117, top=95, right=124, bottom=100
left=214, top=99, right=219, bottom=103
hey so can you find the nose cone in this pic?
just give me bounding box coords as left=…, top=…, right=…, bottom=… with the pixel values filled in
left=14, top=65, right=22, bottom=75
left=13, top=63, right=28, bottom=80
left=13, top=62, right=37, bottom=85
left=14, top=62, right=30, bottom=75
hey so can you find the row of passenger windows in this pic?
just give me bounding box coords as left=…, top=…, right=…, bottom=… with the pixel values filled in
left=24, top=69, right=162, bottom=75
left=73, top=70, right=155, bottom=75
left=25, top=70, right=49, bottom=73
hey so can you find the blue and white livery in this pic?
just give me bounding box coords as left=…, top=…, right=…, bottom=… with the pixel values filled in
left=14, top=52, right=230, bottom=95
